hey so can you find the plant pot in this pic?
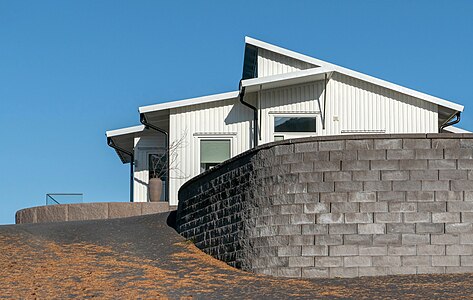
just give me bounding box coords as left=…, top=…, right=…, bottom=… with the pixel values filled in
left=149, top=177, right=163, bottom=202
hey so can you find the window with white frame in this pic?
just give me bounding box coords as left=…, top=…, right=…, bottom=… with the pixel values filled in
left=200, top=139, right=231, bottom=173
left=274, top=116, right=317, bottom=133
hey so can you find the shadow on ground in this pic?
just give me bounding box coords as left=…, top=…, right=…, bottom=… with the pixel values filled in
left=1, top=212, right=473, bottom=299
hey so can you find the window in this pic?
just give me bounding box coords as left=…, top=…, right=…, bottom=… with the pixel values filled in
left=149, top=153, right=167, bottom=181
left=274, top=135, right=284, bottom=142
left=200, top=139, right=231, bottom=172
left=274, top=116, right=316, bottom=133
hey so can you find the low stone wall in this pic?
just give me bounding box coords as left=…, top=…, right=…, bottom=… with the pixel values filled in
left=16, top=202, right=176, bottom=224
left=176, top=134, right=473, bottom=278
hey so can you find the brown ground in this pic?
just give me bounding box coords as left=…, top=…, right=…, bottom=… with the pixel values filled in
left=1, top=213, right=473, bottom=299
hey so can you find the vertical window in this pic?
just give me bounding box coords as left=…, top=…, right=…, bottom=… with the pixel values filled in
left=200, top=139, right=231, bottom=172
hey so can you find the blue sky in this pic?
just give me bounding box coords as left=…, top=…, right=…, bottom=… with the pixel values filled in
left=0, top=1, right=472, bottom=224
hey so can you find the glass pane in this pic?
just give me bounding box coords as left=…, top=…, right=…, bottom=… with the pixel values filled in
left=200, top=140, right=231, bottom=163
left=274, top=117, right=316, bottom=133
left=274, top=135, right=284, bottom=141
left=149, top=153, right=167, bottom=180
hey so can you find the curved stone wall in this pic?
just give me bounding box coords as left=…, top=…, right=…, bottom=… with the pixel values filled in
left=16, top=202, right=175, bottom=224
left=176, top=134, right=473, bottom=278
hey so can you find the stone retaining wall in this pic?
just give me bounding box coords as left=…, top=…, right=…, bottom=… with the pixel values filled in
left=16, top=202, right=175, bottom=224
left=176, top=134, right=473, bottom=278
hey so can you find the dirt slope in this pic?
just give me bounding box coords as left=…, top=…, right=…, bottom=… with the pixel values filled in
left=1, top=212, right=473, bottom=299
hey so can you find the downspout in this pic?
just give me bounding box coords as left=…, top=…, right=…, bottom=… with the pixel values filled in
left=140, top=113, right=170, bottom=202
left=322, top=73, right=328, bottom=130
left=107, top=137, right=134, bottom=203
left=440, top=111, right=461, bottom=132
left=239, top=80, right=258, bottom=147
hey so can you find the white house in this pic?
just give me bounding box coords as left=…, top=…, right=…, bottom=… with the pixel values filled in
left=106, top=37, right=467, bottom=205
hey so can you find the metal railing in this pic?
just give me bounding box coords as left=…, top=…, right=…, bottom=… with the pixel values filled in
left=46, top=193, right=83, bottom=205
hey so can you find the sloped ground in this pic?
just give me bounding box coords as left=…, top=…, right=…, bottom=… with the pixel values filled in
left=1, top=213, right=473, bottom=299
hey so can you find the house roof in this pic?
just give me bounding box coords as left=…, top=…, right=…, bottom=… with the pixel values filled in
left=106, top=125, right=145, bottom=164
left=244, top=37, right=464, bottom=113
left=444, top=126, right=472, bottom=134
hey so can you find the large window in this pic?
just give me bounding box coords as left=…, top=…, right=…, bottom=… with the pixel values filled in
left=200, top=139, right=231, bottom=173
left=274, top=116, right=317, bottom=133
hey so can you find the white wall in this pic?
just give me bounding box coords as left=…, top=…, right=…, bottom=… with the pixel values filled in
left=258, top=48, right=315, bottom=77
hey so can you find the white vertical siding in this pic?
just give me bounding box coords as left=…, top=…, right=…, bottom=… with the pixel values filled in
left=168, top=98, right=253, bottom=205
left=258, top=48, right=316, bottom=77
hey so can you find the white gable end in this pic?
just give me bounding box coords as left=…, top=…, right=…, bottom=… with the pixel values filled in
left=258, top=48, right=316, bottom=77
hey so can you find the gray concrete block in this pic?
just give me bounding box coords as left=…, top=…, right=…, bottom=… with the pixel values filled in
left=358, top=223, right=385, bottom=234
left=301, top=245, right=328, bottom=256
left=360, top=202, right=389, bottom=213
left=344, top=234, right=373, bottom=245
left=417, top=202, right=446, bottom=213
left=372, top=256, right=401, bottom=267
left=363, top=181, right=392, bottom=192
left=446, top=245, right=473, bottom=255
left=432, top=212, right=460, bottom=223
left=371, top=160, right=399, bottom=170
left=410, top=170, right=439, bottom=181
left=378, top=191, right=405, bottom=202
left=277, top=267, right=301, bottom=278
left=422, top=180, right=449, bottom=191
left=436, top=191, right=463, bottom=201
left=281, top=153, right=303, bottom=164
left=344, top=256, right=372, bottom=267
left=374, top=213, right=402, bottom=223
left=329, top=150, right=357, bottom=161
left=402, top=234, right=430, bottom=245
left=352, top=170, right=380, bottom=181
left=331, top=202, right=360, bottom=213
left=406, top=191, right=434, bottom=202
left=432, top=139, right=460, bottom=149
left=417, top=245, right=445, bottom=256
left=303, top=203, right=330, bottom=214
left=358, top=267, right=388, bottom=276
left=314, top=256, right=343, bottom=267
left=330, top=267, right=359, bottom=278
left=389, top=202, right=416, bottom=213
left=301, top=224, right=328, bottom=235
left=417, top=266, right=446, bottom=274
left=342, top=160, right=370, bottom=171
left=358, top=150, right=386, bottom=160
left=445, top=223, right=473, bottom=233
left=290, top=214, right=315, bottom=224
left=400, top=159, right=428, bottom=170
left=345, top=212, right=373, bottom=224
left=403, top=139, right=431, bottom=149
left=319, top=140, right=345, bottom=151
left=288, top=235, right=314, bottom=246
left=359, top=246, right=387, bottom=256
left=288, top=257, right=314, bottom=267
left=466, top=192, right=473, bottom=201
left=301, top=267, right=329, bottom=278
left=387, top=267, right=417, bottom=275
left=393, top=181, right=422, bottom=192
left=432, top=255, right=460, bottom=267
left=463, top=213, right=473, bottom=223
left=446, top=266, right=473, bottom=274
left=280, top=204, right=303, bottom=215
left=335, top=181, right=363, bottom=192
left=299, top=172, right=324, bottom=183
left=415, top=149, right=444, bottom=159
left=279, top=225, right=302, bottom=235
left=460, top=234, right=473, bottom=245
left=451, top=180, right=473, bottom=191
left=428, top=159, right=457, bottom=170
left=285, top=183, right=308, bottom=194
left=387, top=223, right=416, bottom=234
left=274, top=144, right=294, bottom=155
left=388, top=245, right=416, bottom=256
left=373, top=234, right=402, bottom=245
left=291, top=162, right=314, bottom=173
left=324, top=171, right=352, bottom=182
left=307, top=182, right=335, bottom=193
left=460, top=139, right=473, bottom=149
left=416, top=223, right=444, bottom=234
left=431, top=234, right=460, bottom=245
left=461, top=256, right=473, bottom=266
left=346, top=139, right=373, bottom=150
left=348, top=192, right=377, bottom=202
left=387, top=150, right=415, bottom=160
left=445, top=148, right=473, bottom=159
left=374, top=139, right=402, bottom=150
left=320, top=192, right=348, bottom=202
left=295, top=142, right=318, bottom=153
left=381, top=170, right=409, bottom=181
left=317, top=213, right=344, bottom=224
left=36, top=205, right=68, bottom=223
left=314, top=235, right=343, bottom=246
left=439, top=170, right=468, bottom=180
left=402, top=256, right=430, bottom=266
left=67, top=203, right=109, bottom=221
left=278, top=246, right=302, bottom=257
left=448, top=202, right=473, bottom=213
left=403, top=212, right=431, bottom=223
left=330, top=245, right=359, bottom=256
left=295, top=193, right=319, bottom=203
left=304, top=151, right=330, bottom=162
left=328, top=224, right=357, bottom=235
left=313, top=161, right=340, bottom=172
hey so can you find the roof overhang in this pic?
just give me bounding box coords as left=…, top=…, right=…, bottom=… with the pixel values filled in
left=245, top=36, right=464, bottom=113
left=106, top=125, right=145, bottom=164
left=444, top=126, right=472, bottom=134
left=241, top=67, right=333, bottom=93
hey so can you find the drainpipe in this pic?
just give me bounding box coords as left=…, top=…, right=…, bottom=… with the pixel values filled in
left=140, top=113, right=170, bottom=202
left=239, top=80, right=258, bottom=147
left=440, top=112, right=461, bottom=132
left=107, top=137, right=134, bottom=203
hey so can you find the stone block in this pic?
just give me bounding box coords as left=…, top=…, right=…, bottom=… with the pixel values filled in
left=372, top=256, right=401, bottom=267
left=387, top=223, right=415, bottom=234
left=358, top=223, right=385, bottom=234
left=422, top=180, right=449, bottom=191
left=303, top=203, right=330, bottom=214
left=330, top=267, right=359, bottom=278
left=328, top=224, right=357, bottom=235
left=301, top=267, right=329, bottom=278
left=358, top=150, right=386, bottom=160
left=445, top=223, right=473, bottom=233
left=400, top=159, right=428, bottom=170
left=378, top=191, right=405, bottom=202
left=428, top=159, right=457, bottom=170
left=344, top=234, right=373, bottom=245
left=319, top=140, right=345, bottom=151
left=288, top=257, right=314, bottom=267
left=329, top=150, right=357, bottom=161
left=432, top=256, right=460, bottom=267
left=281, top=153, right=303, bottom=164
left=277, top=268, right=301, bottom=278
left=445, top=148, right=473, bottom=159
left=374, top=139, right=402, bottom=150
left=303, top=151, right=330, bottom=162
left=446, top=266, right=473, bottom=274
left=439, top=170, right=468, bottom=180
left=432, top=212, right=460, bottom=223
left=36, top=205, right=68, bottom=223
left=360, top=202, right=389, bottom=213
left=417, top=202, right=446, bottom=213
left=374, top=213, right=402, bottom=223
left=68, top=203, right=109, bottom=221
left=345, top=212, right=373, bottom=224
left=461, top=256, right=473, bottom=266
left=436, top=191, right=463, bottom=201
left=431, top=234, right=460, bottom=245
left=388, top=245, right=416, bottom=256
left=393, top=181, right=422, bottom=192
left=290, top=214, right=315, bottom=224
left=359, top=246, right=387, bottom=256
left=291, top=162, right=314, bottom=173
left=335, top=181, right=363, bottom=192
left=416, top=223, right=444, bottom=234
left=358, top=267, right=389, bottom=276
left=295, top=193, right=319, bottom=203
left=415, top=149, right=444, bottom=159
left=307, top=182, right=335, bottom=193
left=320, top=192, right=347, bottom=202
left=402, top=234, right=430, bottom=245
left=279, top=225, right=302, bottom=235
left=108, top=203, right=143, bottom=219
left=381, top=171, right=408, bottom=181
left=460, top=139, right=473, bottom=149
left=388, top=202, right=416, bottom=212
left=467, top=192, right=473, bottom=201
left=288, top=235, right=314, bottom=246
left=406, top=191, right=434, bottom=202
left=330, top=245, right=359, bottom=256
left=342, top=160, right=370, bottom=171
left=410, top=170, right=439, bottom=180
left=317, top=213, right=344, bottom=224
left=348, top=192, right=377, bottom=202
left=295, top=141, right=318, bottom=153
left=371, top=160, right=399, bottom=170
left=373, top=234, right=402, bottom=245
left=403, top=139, right=431, bottom=149
left=274, top=144, right=294, bottom=155
left=417, top=266, right=446, bottom=274
left=18, top=208, right=36, bottom=224
left=460, top=234, right=473, bottom=244
left=417, top=245, right=445, bottom=256
left=313, top=161, right=340, bottom=172
left=352, top=170, right=380, bottom=181
left=280, top=204, right=303, bottom=215
left=432, top=139, right=460, bottom=149
left=346, top=139, right=373, bottom=150
left=301, top=245, right=328, bottom=256
left=344, top=256, right=372, bottom=267
left=448, top=202, right=473, bottom=213
left=324, top=171, right=351, bottom=182
left=331, top=202, right=360, bottom=213
left=463, top=213, right=473, bottom=222
left=446, top=245, right=473, bottom=255
left=312, top=235, right=342, bottom=246
left=364, top=181, right=392, bottom=192
left=314, top=256, right=343, bottom=268
left=451, top=180, right=473, bottom=191
left=301, top=224, right=328, bottom=235
left=387, top=267, right=417, bottom=275
left=387, top=150, right=415, bottom=160
left=278, top=246, right=302, bottom=257
left=402, top=256, right=430, bottom=266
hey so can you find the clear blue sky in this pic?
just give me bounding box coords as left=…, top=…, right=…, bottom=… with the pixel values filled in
left=0, top=1, right=472, bottom=224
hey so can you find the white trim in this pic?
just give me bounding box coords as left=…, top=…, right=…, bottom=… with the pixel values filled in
left=196, top=135, right=234, bottom=174
left=139, top=91, right=240, bottom=114
left=106, top=125, right=145, bottom=137
left=245, top=36, right=464, bottom=112
left=444, top=126, right=472, bottom=134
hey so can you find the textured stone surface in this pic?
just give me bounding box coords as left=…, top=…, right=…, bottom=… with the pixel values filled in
left=176, top=134, right=473, bottom=278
